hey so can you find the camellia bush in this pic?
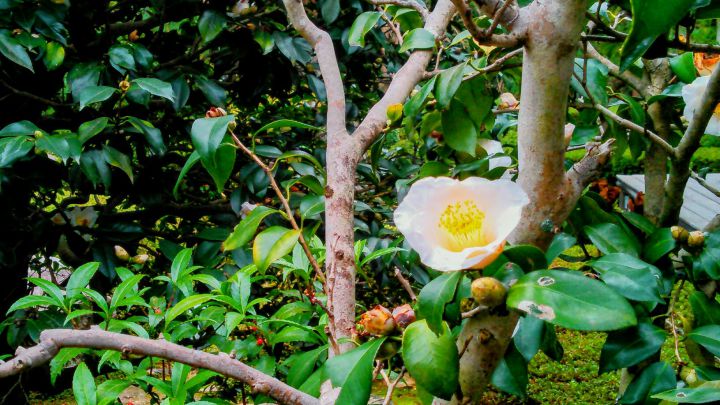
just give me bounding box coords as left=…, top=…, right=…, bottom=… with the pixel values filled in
left=2, top=0, right=720, bottom=404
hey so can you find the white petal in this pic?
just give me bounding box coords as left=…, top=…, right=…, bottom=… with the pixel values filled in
left=478, top=139, right=512, bottom=170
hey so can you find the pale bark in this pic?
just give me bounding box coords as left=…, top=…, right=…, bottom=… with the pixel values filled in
left=0, top=328, right=318, bottom=405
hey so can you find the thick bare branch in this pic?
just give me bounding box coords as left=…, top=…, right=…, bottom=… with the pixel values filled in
left=369, top=0, right=429, bottom=21
left=353, top=0, right=457, bottom=152
left=450, top=0, right=522, bottom=47
left=282, top=0, right=348, bottom=139
left=0, top=328, right=318, bottom=405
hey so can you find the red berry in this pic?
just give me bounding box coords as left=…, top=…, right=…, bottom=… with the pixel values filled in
left=256, top=337, right=264, bottom=346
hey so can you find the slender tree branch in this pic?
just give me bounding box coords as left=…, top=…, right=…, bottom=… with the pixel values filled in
left=393, top=268, right=416, bottom=301
left=0, top=328, right=318, bottom=405
left=382, top=367, right=406, bottom=405
left=485, top=0, right=516, bottom=36
left=677, top=65, right=720, bottom=161
left=593, top=103, right=675, bottom=155
left=691, top=171, right=720, bottom=198
left=450, top=0, right=521, bottom=47
left=230, top=131, right=325, bottom=284
left=369, top=0, right=429, bottom=21
left=669, top=39, right=720, bottom=54
left=0, top=77, right=72, bottom=108
left=584, top=43, right=649, bottom=98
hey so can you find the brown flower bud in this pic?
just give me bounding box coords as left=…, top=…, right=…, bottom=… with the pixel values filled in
left=498, top=92, right=519, bottom=109
left=205, top=106, right=227, bottom=118
left=358, top=305, right=396, bottom=336
left=119, top=80, right=131, bottom=92
left=128, top=30, right=140, bottom=42
left=114, top=245, right=130, bottom=261
left=687, top=231, right=705, bottom=248
left=132, top=254, right=149, bottom=265
left=471, top=277, right=507, bottom=307
left=671, top=225, right=689, bottom=243
left=391, top=304, right=415, bottom=329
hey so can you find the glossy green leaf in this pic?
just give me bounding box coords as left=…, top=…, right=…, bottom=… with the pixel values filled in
left=66, top=262, right=99, bottom=300
left=109, top=274, right=144, bottom=309
left=693, top=230, right=720, bottom=279
left=571, top=58, right=609, bottom=105
left=435, top=63, right=465, bottom=109
left=43, top=41, right=65, bottom=71
left=399, top=28, right=435, bottom=53
left=652, top=382, right=720, bottom=403
left=223, top=206, right=278, bottom=251
left=78, top=86, right=115, bottom=110
left=253, top=226, right=301, bottom=272
left=545, top=233, right=577, bottom=263
left=327, top=338, right=386, bottom=405
left=416, top=272, right=462, bottom=334
left=73, top=362, right=97, bottom=405
left=195, top=75, right=227, bottom=105
left=172, top=151, right=200, bottom=199
left=590, top=253, right=664, bottom=303
left=402, top=320, right=459, bottom=400
left=50, top=348, right=87, bottom=385
left=0, top=121, right=40, bottom=137
left=503, top=245, right=548, bottom=272
left=348, top=12, right=381, bottom=47
left=690, top=291, right=720, bottom=327
left=670, top=52, right=697, bottom=83
left=36, top=134, right=81, bottom=163
left=133, top=78, right=175, bottom=102
left=619, top=0, right=696, bottom=71
left=287, top=346, right=327, bottom=389
left=97, top=379, right=132, bottom=405
left=0, top=136, right=33, bottom=168
left=126, top=117, right=166, bottom=156
left=442, top=99, right=477, bottom=155
left=190, top=115, right=236, bottom=192
left=585, top=223, right=641, bottom=256
left=320, top=0, right=340, bottom=24
left=507, top=270, right=637, bottom=331
left=688, top=325, right=720, bottom=357
left=0, top=29, right=33, bottom=71
left=622, top=211, right=656, bottom=235
left=404, top=77, right=436, bottom=118
left=491, top=344, right=528, bottom=397
left=108, top=45, right=135, bottom=73
left=165, top=294, right=213, bottom=325
left=643, top=228, right=676, bottom=263
left=78, top=117, right=109, bottom=144
left=600, top=322, right=666, bottom=373
left=170, top=248, right=193, bottom=284
left=102, top=145, right=133, bottom=182
left=254, top=119, right=319, bottom=136
left=620, top=361, right=676, bottom=404
left=198, top=10, right=226, bottom=43
left=7, top=295, right=62, bottom=313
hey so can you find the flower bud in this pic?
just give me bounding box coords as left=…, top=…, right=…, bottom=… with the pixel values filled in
left=671, top=225, right=689, bottom=243
left=132, top=254, right=149, bottom=265
left=687, top=231, right=705, bottom=248
left=386, top=103, right=403, bottom=123
left=129, top=30, right=139, bottom=42
left=498, top=92, right=519, bottom=109
left=114, top=245, right=130, bottom=261
left=358, top=305, right=396, bottom=336
left=471, top=277, right=507, bottom=307
left=205, top=106, right=227, bottom=118
left=680, top=366, right=699, bottom=387
left=228, top=120, right=237, bottom=131
left=391, top=304, right=415, bottom=329
left=119, top=80, right=131, bottom=92
left=33, top=130, right=43, bottom=138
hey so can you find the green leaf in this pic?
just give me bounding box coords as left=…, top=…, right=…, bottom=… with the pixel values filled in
left=326, top=338, right=386, bottom=405
left=0, top=29, right=33, bottom=72
left=689, top=291, right=720, bottom=327
left=198, top=10, right=226, bottom=43
left=0, top=136, right=33, bottom=168
left=224, top=206, right=278, bottom=251
left=399, top=28, right=435, bottom=53
left=621, top=211, right=656, bottom=235
left=320, top=0, right=340, bottom=24
left=28, top=277, right=65, bottom=306
left=507, top=269, right=637, bottom=331
left=133, top=78, right=175, bottom=102
left=43, top=41, right=65, bottom=71
left=170, top=248, right=193, bottom=284
left=619, top=0, right=697, bottom=71
left=643, top=228, right=676, bottom=263
left=584, top=223, right=641, bottom=256
left=97, top=380, right=132, bottom=405
left=50, top=348, right=87, bottom=385
left=287, top=346, right=327, bottom=389
left=73, top=362, right=97, bottom=405
left=126, top=117, right=166, bottom=156
left=190, top=115, right=236, bottom=192
left=7, top=295, right=62, bottom=313
left=571, top=58, right=609, bottom=105
left=416, top=272, right=462, bottom=334
left=173, top=151, right=200, bottom=199
left=109, top=274, right=144, bottom=310
left=80, top=150, right=112, bottom=189
left=102, top=145, right=133, bottom=182
left=0, top=120, right=39, bottom=137
left=670, top=52, right=697, bottom=83
left=545, top=233, right=577, bottom=263
left=165, top=294, right=213, bottom=325
left=435, top=63, right=465, bottom=109
left=253, top=119, right=320, bottom=136
left=503, top=245, right=548, bottom=272
left=404, top=77, right=436, bottom=118
left=66, top=262, right=99, bottom=300
left=195, top=75, right=227, bottom=105
left=253, top=226, right=301, bottom=272
left=600, top=322, right=667, bottom=373
left=78, top=117, right=109, bottom=144
left=590, top=253, right=664, bottom=303
left=688, top=325, right=720, bottom=357
left=36, top=134, right=81, bottom=163
left=491, top=344, right=528, bottom=397
left=693, top=230, right=720, bottom=279
left=402, top=320, right=459, bottom=400
left=78, top=86, right=115, bottom=110
left=652, top=383, right=720, bottom=403
left=108, top=45, right=135, bottom=73
left=620, top=361, right=676, bottom=404
left=348, top=12, right=381, bottom=47
left=442, top=99, right=477, bottom=155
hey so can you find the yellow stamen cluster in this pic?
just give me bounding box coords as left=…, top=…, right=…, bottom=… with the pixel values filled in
left=438, top=200, right=486, bottom=251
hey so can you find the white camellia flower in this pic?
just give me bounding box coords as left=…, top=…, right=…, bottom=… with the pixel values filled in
left=478, top=139, right=512, bottom=170
left=394, top=177, right=529, bottom=271
left=682, top=75, right=720, bottom=136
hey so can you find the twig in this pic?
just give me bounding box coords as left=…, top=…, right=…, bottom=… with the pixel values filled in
left=426, top=47, right=522, bottom=80
left=458, top=335, right=473, bottom=357
left=394, top=268, right=417, bottom=301
left=668, top=280, right=686, bottom=367
left=372, top=360, right=384, bottom=380
left=0, top=328, right=318, bottom=405
left=369, top=0, right=429, bottom=21
left=485, top=0, right=515, bottom=36
left=585, top=11, right=626, bottom=40
left=593, top=103, right=675, bottom=156
left=691, top=171, right=720, bottom=198
left=230, top=130, right=326, bottom=284
left=669, top=39, right=720, bottom=54
left=461, top=305, right=485, bottom=319
left=382, top=367, right=406, bottom=405
left=449, top=0, right=520, bottom=48
left=378, top=9, right=403, bottom=46
left=0, top=77, right=72, bottom=108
